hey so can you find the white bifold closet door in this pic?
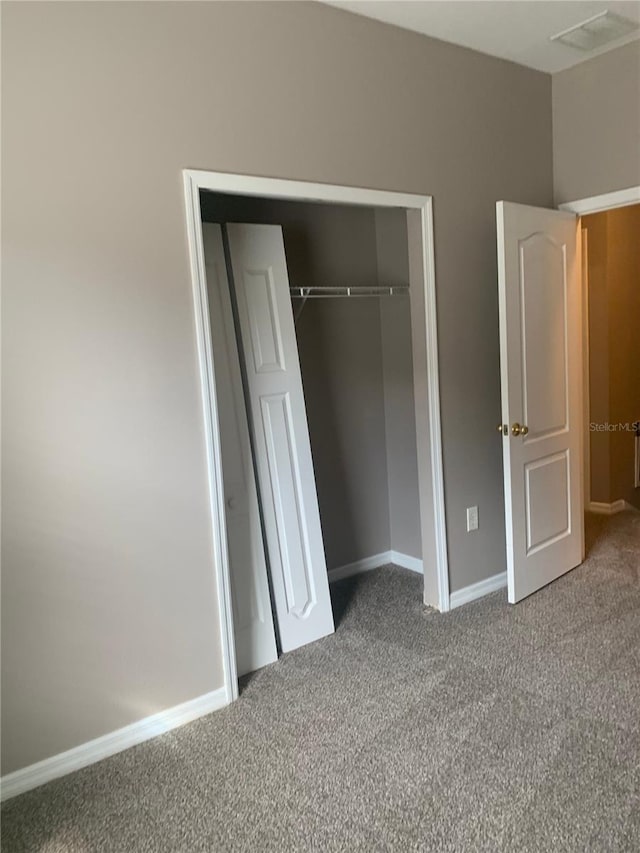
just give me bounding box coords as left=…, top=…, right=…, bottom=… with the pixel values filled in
left=202, top=224, right=278, bottom=677
left=226, top=223, right=335, bottom=653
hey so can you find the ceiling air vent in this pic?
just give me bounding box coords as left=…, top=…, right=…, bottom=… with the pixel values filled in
left=550, top=10, right=639, bottom=51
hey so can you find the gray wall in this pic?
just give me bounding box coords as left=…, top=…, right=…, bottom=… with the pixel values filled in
left=298, top=298, right=391, bottom=567
left=376, top=210, right=422, bottom=560
left=553, top=41, right=640, bottom=204
left=2, top=0, right=553, bottom=773
left=201, top=194, right=392, bottom=569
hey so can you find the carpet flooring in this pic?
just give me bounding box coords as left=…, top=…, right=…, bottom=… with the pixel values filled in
left=2, top=511, right=640, bottom=852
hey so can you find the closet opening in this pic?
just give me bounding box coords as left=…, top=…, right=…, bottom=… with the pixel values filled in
left=183, top=171, right=448, bottom=699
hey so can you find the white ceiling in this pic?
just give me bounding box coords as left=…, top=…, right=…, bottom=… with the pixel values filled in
left=323, top=1, right=640, bottom=73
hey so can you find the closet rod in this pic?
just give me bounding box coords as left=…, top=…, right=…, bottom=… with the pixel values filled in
left=289, top=285, right=409, bottom=299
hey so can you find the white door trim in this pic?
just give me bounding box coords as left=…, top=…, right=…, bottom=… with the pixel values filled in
left=559, top=185, right=640, bottom=216
left=580, top=227, right=590, bottom=509
left=183, top=169, right=450, bottom=701
left=184, top=182, right=239, bottom=705
left=560, top=185, right=640, bottom=513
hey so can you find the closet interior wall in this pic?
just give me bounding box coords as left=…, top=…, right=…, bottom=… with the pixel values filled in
left=200, top=192, right=422, bottom=573
left=376, top=208, right=422, bottom=563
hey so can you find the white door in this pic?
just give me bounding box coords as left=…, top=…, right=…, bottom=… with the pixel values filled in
left=202, top=224, right=278, bottom=676
left=496, top=202, right=584, bottom=604
left=226, top=223, right=335, bottom=652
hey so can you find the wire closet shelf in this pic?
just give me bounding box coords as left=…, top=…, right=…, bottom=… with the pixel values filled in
left=289, top=285, right=409, bottom=299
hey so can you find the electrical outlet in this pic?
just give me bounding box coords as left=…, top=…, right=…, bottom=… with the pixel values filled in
left=466, top=506, right=479, bottom=532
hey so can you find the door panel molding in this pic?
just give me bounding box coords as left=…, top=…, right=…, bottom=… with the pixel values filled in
left=519, top=234, right=569, bottom=438
left=245, top=267, right=286, bottom=374
left=259, top=391, right=316, bottom=620
left=524, top=450, right=571, bottom=553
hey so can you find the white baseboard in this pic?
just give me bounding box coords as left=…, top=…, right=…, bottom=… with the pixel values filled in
left=0, top=686, right=229, bottom=802
left=588, top=500, right=631, bottom=515
left=449, top=571, right=507, bottom=610
left=328, top=550, right=424, bottom=583
left=328, top=551, right=391, bottom=582
left=389, top=550, right=423, bottom=574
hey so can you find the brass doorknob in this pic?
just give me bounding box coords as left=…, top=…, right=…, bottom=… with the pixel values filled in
left=511, top=423, right=529, bottom=436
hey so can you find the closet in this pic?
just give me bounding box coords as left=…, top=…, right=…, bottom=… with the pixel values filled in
left=200, top=192, right=423, bottom=677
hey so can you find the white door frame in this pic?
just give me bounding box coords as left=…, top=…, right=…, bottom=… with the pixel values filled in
left=183, top=169, right=450, bottom=701
left=558, top=186, right=640, bottom=217
left=559, top=185, right=640, bottom=513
